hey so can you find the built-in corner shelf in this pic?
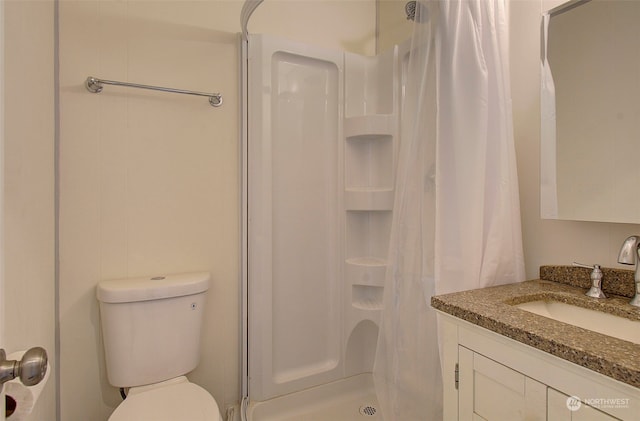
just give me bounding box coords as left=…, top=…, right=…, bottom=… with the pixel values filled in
left=345, top=117, right=394, bottom=195
left=339, top=47, right=401, bottom=369
left=352, top=285, right=384, bottom=310
left=347, top=258, right=386, bottom=309
left=346, top=257, right=387, bottom=286
left=344, top=112, right=395, bottom=313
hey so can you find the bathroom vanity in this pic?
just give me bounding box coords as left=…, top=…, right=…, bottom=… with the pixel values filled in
left=432, top=267, right=640, bottom=420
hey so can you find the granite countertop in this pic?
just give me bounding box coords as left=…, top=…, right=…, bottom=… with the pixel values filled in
left=431, top=266, right=640, bottom=388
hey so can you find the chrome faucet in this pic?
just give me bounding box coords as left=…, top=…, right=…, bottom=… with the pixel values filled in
left=617, top=235, right=640, bottom=307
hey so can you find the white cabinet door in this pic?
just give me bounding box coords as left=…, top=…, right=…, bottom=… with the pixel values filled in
left=548, top=387, right=572, bottom=421
left=548, top=388, right=619, bottom=421
left=458, top=346, right=547, bottom=421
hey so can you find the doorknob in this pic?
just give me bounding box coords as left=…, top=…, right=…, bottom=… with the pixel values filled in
left=0, top=347, right=48, bottom=387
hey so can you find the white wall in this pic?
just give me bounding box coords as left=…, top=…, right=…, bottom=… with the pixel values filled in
left=58, top=1, right=240, bottom=418
left=3, top=1, right=56, bottom=420
left=57, top=1, right=374, bottom=420
left=250, top=0, right=376, bottom=54
left=377, top=0, right=413, bottom=54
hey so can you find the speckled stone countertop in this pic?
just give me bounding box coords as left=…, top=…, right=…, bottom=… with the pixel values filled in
left=431, top=266, right=640, bottom=388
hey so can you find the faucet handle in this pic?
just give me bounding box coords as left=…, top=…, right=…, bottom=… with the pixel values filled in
left=573, top=262, right=606, bottom=299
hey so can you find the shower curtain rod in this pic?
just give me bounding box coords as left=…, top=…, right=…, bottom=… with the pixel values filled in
left=84, top=76, right=223, bottom=107
left=241, top=0, right=264, bottom=40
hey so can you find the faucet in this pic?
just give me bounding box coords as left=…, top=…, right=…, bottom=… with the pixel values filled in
left=617, top=235, right=640, bottom=307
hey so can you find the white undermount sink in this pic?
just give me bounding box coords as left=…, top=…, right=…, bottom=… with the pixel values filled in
left=515, top=300, right=640, bottom=345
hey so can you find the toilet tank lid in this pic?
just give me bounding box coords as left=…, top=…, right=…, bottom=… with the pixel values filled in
left=96, top=272, right=210, bottom=303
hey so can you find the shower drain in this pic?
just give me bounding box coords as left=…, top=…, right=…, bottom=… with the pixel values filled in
left=359, top=404, right=378, bottom=417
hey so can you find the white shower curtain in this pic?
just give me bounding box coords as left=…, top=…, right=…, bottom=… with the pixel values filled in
left=373, top=1, right=525, bottom=419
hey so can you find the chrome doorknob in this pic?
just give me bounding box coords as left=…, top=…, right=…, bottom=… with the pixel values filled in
left=0, top=347, right=48, bottom=386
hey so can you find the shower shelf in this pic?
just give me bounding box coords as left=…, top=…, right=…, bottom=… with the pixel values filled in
left=345, top=188, right=394, bottom=211
left=346, top=257, right=387, bottom=287
left=346, top=256, right=387, bottom=266
left=344, top=115, right=396, bottom=138
left=345, top=136, right=393, bottom=191
left=352, top=285, right=384, bottom=310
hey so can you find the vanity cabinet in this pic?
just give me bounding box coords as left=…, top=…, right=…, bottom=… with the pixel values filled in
left=458, top=346, right=547, bottom=420
left=438, top=313, right=639, bottom=421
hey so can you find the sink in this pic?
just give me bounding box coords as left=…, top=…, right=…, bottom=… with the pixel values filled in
left=515, top=300, right=640, bottom=345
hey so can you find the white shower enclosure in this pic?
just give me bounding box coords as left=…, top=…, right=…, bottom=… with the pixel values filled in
left=245, top=34, right=407, bottom=418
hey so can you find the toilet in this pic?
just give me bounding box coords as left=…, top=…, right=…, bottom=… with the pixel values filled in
left=96, top=272, right=223, bottom=421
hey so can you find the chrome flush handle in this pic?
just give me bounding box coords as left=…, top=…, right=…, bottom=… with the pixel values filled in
left=0, top=347, right=48, bottom=389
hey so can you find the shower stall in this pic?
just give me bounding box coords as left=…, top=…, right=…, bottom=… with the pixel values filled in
left=241, top=2, right=410, bottom=419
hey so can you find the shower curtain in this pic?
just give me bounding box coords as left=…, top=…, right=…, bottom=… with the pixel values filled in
left=373, top=1, right=525, bottom=419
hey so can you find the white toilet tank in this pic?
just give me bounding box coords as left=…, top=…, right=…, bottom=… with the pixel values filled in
left=97, top=272, right=210, bottom=388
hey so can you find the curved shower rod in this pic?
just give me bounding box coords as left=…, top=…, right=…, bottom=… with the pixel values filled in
left=84, top=76, right=223, bottom=107
left=240, top=0, right=264, bottom=40
left=241, top=0, right=419, bottom=40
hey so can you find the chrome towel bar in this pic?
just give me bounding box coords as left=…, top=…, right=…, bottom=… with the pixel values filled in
left=84, top=76, right=223, bottom=107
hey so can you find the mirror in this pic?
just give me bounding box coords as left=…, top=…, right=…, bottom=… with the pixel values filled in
left=540, top=0, right=640, bottom=223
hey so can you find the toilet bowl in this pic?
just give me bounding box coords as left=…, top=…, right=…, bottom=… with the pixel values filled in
left=97, top=272, right=222, bottom=421
left=108, top=377, right=222, bottom=421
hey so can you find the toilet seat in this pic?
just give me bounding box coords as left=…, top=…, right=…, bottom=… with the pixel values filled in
left=108, top=377, right=222, bottom=421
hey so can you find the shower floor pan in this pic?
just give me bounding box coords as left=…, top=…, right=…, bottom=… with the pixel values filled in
left=247, top=373, right=380, bottom=420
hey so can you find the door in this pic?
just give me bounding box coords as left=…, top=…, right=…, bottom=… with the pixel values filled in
left=458, top=346, right=547, bottom=421
left=1, top=0, right=7, bottom=418
left=0, top=1, right=56, bottom=419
